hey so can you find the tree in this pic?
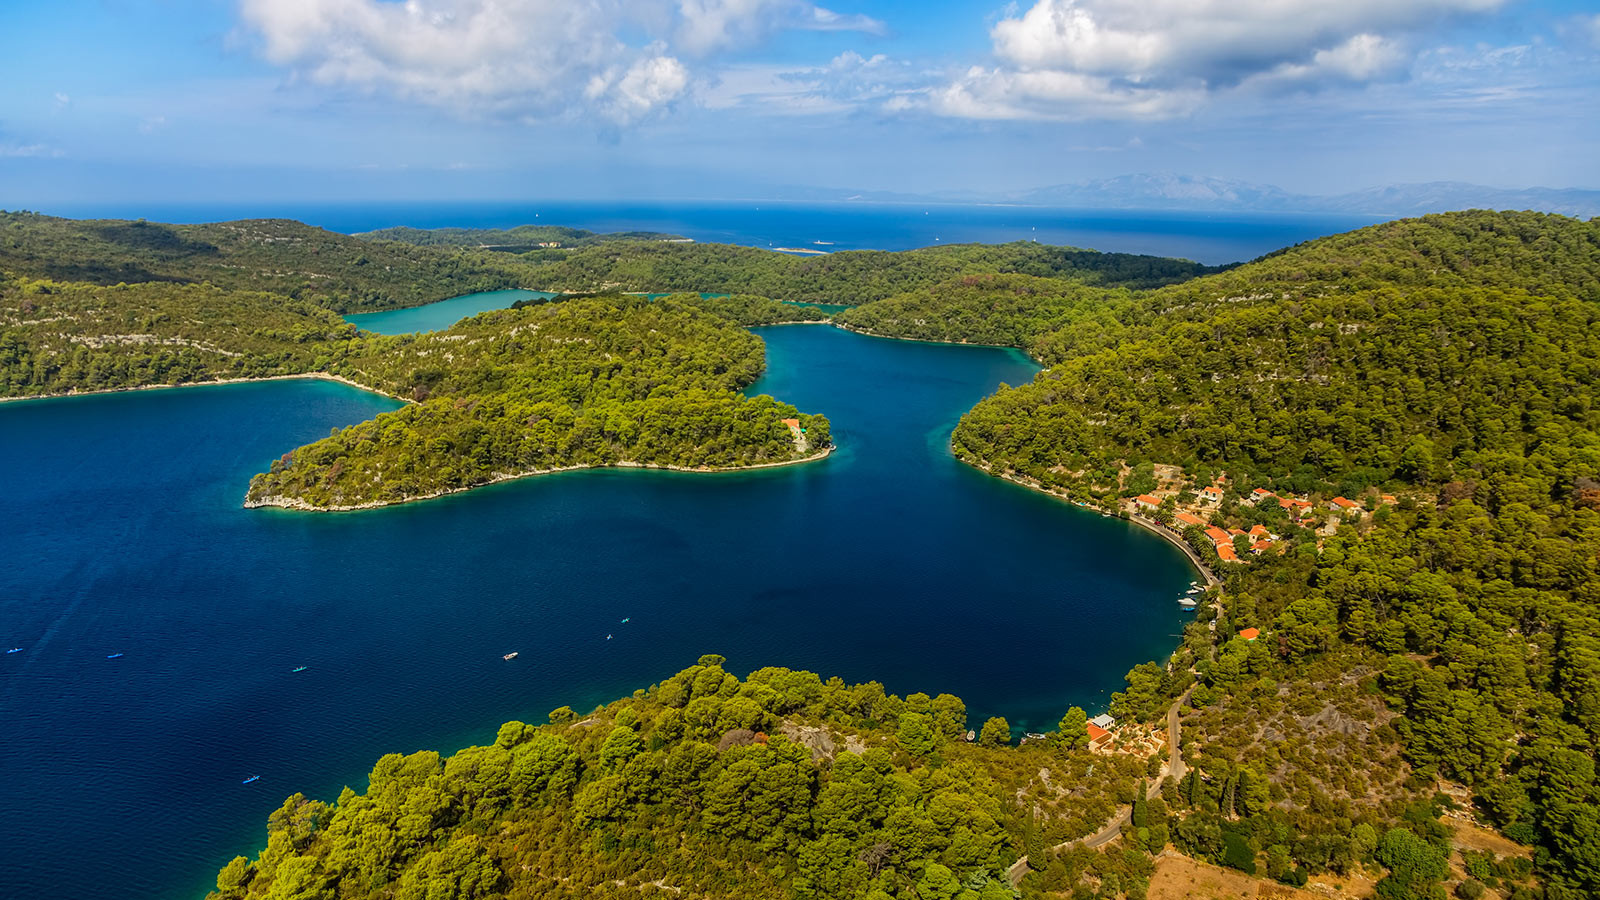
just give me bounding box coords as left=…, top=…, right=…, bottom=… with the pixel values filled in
left=1374, top=827, right=1448, bottom=900
left=1056, top=706, right=1088, bottom=750
left=978, top=717, right=1011, bottom=748
left=898, top=712, right=938, bottom=759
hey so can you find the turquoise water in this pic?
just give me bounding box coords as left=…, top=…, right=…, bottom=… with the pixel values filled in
left=0, top=324, right=1195, bottom=899
left=343, top=289, right=557, bottom=334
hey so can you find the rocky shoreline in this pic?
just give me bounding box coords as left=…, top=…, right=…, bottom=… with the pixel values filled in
left=0, top=372, right=406, bottom=404
left=243, top=445, right=836, bottom=513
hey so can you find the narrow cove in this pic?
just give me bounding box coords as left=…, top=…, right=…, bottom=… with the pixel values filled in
left=0, top=313, right=1195, bottom=900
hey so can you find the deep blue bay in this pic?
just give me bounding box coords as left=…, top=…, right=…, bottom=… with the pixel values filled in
left=0, top=322, right=1195, bottom=899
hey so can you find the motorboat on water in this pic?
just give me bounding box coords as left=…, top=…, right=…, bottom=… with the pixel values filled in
left=502, top=652, right=519, bottom=661
left=1177, top=597, right=1198, bottom=608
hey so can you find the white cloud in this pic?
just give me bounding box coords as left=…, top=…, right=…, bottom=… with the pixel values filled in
left=238, top=0, right=882, bottom=124
left=700, top=51, right=918, bottom=116
left=677, top=0, right=882, bottom=54
left=0, top=142, right=63, bottom=158
left=941, top=0, right=1506, bottom=119
left=53, top=92, right=71, bottom=108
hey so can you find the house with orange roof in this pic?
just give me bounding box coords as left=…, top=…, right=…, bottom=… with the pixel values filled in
left=1175, top=511, right=1207, bottom=528
left=1330, top=496, right=1360, bottom=511
left=1251, top=539, right=1276, bottom=555
left=1239, top=627, right=1260, bottom=641
left=1204, top=526, right=1232, bottom=544
left=780, top=418, right=801, bottom=429
left=1248, top=524, right=1272, bottom=539
left=1134, top=494, right=1163, bottom=512
left=1380, top=494, right=1397, bottom=505
left=1216, top=544, right=1242, bottom=563
left=1199, top=486, right=1225, bottom=507
left=1247, top=488, right=1276, bottom=505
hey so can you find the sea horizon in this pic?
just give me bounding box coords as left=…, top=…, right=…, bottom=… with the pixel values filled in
left=24, top=200, right=1385, bottom=267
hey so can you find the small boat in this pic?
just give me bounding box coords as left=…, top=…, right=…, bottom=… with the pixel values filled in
left=606, top=634, right=613, bottom=641
left=106, top=653, right=124, bottom=659
left=242, top=775, right=260, bottom=785
left=291, top=666, right=308, bottom=673
left=1186, top=586, right=1202, bottom=594
left=620, top=617, right=630, bottom=624
left=502, top=652, right=518, bottom=661
left=6, top=648, right=20, bottom=654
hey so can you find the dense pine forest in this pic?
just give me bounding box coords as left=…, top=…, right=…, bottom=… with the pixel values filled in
left=5, top=209, right=1599, bottom=899
left=246, top=297, right=832, bottom=509
left=0, top=213, right=533, bottom=311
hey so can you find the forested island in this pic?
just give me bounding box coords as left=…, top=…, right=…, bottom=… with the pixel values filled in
left=5, top=208, right=1600, bottom=899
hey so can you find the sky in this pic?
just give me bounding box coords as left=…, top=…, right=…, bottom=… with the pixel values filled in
left=1, top=0, right=1597, bottom=204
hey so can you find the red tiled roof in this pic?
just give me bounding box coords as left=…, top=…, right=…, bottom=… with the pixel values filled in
left=1086, top=723, right=1110, bottom=741
left=1331, top=496, right=1359, bottom=509
left=1217, top=544, right=1241, bottom=562
left=1252, top=488, right=1274, bottom=497
left=781, top=418, right=801, bottom=429
left=1249, top=524, right=1270, bottom=537
left=1205, top=526, right=1231, bottom=543
left=1136, top=494, right=1162, bottom=506
left=1239, top=627, right=1260, bottom=640
left=1175, top=512, right=1206, bottom=527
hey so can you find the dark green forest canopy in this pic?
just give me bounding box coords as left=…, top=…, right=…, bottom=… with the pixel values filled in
left=246, top=297, right=833, bottom=509
left=0, top=278, right=833, bottom=510
left=833, top=273, right=1135, bottom=361
left=206, top=656, right=1157, bottom=900
left=0, top=212, right=536, bottom=312
left=357, top=224, right=685, bottom=250
left=933, top=210, right=1600, bottom=898
left=519, top=239, right=1220, bottom=304
left=0, top=275, right=353, bottom=396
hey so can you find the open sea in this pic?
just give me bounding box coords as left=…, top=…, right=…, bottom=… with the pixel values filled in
left=0, top=201, right=1361, bottom=899
left=41, top=200, right=1382, bottom=266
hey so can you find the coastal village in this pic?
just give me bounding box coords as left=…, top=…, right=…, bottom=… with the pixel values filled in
left=1121, top=465, right=1400, bottom=566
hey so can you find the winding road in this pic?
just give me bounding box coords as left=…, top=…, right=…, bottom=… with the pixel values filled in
left=1007, top=684, right=1195, bottom=884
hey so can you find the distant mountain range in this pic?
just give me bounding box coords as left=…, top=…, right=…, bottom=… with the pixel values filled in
left=806, top=174, right=1600, bottom=218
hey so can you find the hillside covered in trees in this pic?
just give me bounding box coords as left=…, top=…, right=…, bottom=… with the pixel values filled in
left=917, top=210, right=1600, bottom=899
left=247, top=297, right=832, bottom=509
left=518, top=240, right=1217, bottom=304
left=0, top=275, right=355, bottom=395
left=0, top=212, right=535, bottom=312
left=205, top=655, right=1227, bottom=900
left=0, top=269, right=834, bottom=509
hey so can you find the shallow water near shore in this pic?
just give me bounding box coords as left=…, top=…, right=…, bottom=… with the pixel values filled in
left=0, top=323, right=1194, bottom=899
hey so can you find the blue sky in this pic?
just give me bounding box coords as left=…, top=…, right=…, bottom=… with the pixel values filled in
left=1, top=0, right=1596, bottom=204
